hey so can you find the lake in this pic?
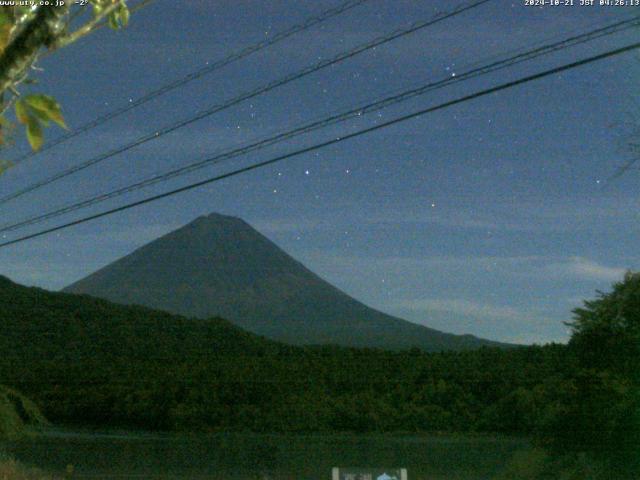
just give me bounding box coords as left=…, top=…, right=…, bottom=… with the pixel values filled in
left=1, top=429, right=529, bottom=479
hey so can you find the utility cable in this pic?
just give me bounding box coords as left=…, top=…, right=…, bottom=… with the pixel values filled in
left=0, top=0, right=492, bottom=206
left=12, top=0, right=371, bottom=164
left=1, top=15, right=637, bottom=234
left=0, top=40, right=637, bottom=249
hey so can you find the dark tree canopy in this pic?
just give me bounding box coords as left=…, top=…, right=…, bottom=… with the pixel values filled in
left=569, top=271, right=640, bottom=380
left=537, top=272, right=640, bottom=476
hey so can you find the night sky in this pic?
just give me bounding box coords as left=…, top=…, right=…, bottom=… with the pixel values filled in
left=0, top=0, right=638, bottom=344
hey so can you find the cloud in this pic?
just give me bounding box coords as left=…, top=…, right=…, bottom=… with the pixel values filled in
left=253, top=210, right=512, bottom=234
left=386, top=297, right=564, bottom=345
left=302, top=250, right=628, bottom=284
left=542, top=256, right=626, bottom=282
left=297, top=250, right=544, bottom=276
left=390, top=297, right=533, bottom=323
left=260, top=192, right=640, bottom=239
left=253, top=218, right=336, bottom=234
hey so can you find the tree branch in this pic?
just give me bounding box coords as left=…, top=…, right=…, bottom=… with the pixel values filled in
left=0, top=5, right=68, bottom=96
left=54, top=0, right=122, bottom=49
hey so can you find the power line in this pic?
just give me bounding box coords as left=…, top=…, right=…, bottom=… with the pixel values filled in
left=2, top=16, right=637, bottom=233
left=12, top=0, right=370, bottom=164
left=0, top=0, right=492, bottom=207
left=1, top=14, right=637, bottom=234
left=1, top=41, right=638, bottom=249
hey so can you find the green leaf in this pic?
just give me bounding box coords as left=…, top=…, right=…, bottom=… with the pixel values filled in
left=90, top=0, right=104, bottom=18
left=23, top=94, right=66, bottom=129
left=118, top=3, right=129, bottom=27
left=15, top=94, right=67, bottom=150
left=108, top=11, right=119, bottom=30
left=14, top=5, right=35, bottom=19
left=14, top=99, right=28, bottom=124
left=25, top=116, right=43, bottom=151
left=107, top=2, right=129, bottom=30
left=0, top=7, right=13, bottom=25
left=28, top=107, right=50, bottom=127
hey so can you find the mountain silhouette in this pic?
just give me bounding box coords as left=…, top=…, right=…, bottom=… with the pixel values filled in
left=64, top=213, right=506, bottom=350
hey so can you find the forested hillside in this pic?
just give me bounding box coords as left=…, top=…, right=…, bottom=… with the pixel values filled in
left=2, top=274, right=561, bottom=432
left=1, top=273, right=637, bottom=477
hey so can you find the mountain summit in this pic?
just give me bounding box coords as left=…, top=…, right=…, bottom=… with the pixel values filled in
left=64, top=213, right=505, bottom=350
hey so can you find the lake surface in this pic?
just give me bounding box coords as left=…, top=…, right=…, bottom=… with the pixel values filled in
left=1, top=430, right=529, bottom=479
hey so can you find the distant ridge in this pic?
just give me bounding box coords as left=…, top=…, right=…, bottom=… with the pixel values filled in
left=64, top=213, right=508, bottom=351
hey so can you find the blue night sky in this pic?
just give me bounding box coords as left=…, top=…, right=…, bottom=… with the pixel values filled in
left=0, top=0, right=638, bottom=344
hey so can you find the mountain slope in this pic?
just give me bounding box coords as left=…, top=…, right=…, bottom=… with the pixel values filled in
left=64, top=213, right=505, bottom=351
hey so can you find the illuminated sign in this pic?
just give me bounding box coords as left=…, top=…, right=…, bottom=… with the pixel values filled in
left=332, top=468, right=408, bottom=480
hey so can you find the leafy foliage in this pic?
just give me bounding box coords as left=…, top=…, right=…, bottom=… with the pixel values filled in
left=0, top=455, right=62, bottom=480
left=15, top=94, right=66, bottom=150
left=0, top=385, right=47, bottom=439
left=535, top=272, right=640, bottom=478
left=569, top=271, right=640, bottom=380
left=107, top=2, right=130, bottom=30
left=0, top=1, right=131, bottom=158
